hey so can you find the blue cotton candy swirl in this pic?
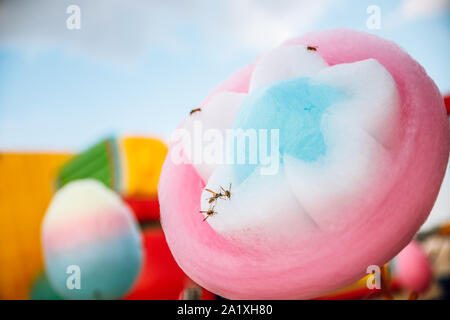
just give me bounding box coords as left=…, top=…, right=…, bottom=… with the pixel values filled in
left=230, top=77, right=343, bottom=183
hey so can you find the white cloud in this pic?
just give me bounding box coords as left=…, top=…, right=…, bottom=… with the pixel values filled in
left=0, top=0, right=333, bottom=63
left=401, top=0, right=450, bottom=20
left=214, top=0, right=335, bottom=50
left=0, top=0, right=188, bottom=63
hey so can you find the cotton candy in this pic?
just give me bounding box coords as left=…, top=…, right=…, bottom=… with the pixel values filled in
left=42, top=179, right=142, bottom=300
left=393, top=241, right=433, bottom=293
left=420, top=116, right=450, bottom=233
left=159, top=29, right=449, bottom=299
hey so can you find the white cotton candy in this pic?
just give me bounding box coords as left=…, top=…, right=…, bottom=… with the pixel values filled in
left=283, top=124, right=392, bottom=230
left=200, top=165, right=318, bottom=248
left=249, top=45, right=329, bottom=93
left=179, top=91, right=246, bottom=182
left=314, top=59, right=400, bottom=149
left=193, top=47, right=400, bottom=242
left=280, top=59, right=400, bottom=229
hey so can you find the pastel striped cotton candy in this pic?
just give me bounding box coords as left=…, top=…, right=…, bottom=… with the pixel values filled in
left=159, top=29, right=449, bottom=299
left=42, top=179, right=142, bottom=300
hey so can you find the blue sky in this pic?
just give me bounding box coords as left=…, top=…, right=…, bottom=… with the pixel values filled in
left=0, top=0, right=449, bottom=151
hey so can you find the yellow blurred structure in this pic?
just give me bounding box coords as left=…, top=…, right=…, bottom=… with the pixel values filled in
left=120, top=137, right=168, bottom=198
left=0, top=153, right=72, bottom=299
left=0, top=136, right=167, bottom=299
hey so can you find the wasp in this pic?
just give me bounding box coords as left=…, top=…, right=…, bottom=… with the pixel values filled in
left=307, top=46, right=318, bottom=51
left=200, top=206, right=218, bottom=221
left=205, top=183, right=232, bottom=204
left=220, top=183, right=232, bottom=199
left=190, top=108, right=201, bottom=115
left=205, top=188, right=223, bottom=204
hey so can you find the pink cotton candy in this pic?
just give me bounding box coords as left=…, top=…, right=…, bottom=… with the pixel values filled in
left=395, top=241, right=433, bottom=293
left=158, top=29, right=449, bottom=299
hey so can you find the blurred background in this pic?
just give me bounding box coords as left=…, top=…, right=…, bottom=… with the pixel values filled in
left=0, top=0, right=449, bottom=300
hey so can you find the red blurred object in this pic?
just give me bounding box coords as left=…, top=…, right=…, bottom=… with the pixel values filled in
left=123, top=197, right=160, bottom=222
left=445, top=95, right=450, bottom=115
left=124, top=227, right=215, bottom=300
left=124, top=227, right=186, bottom=299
